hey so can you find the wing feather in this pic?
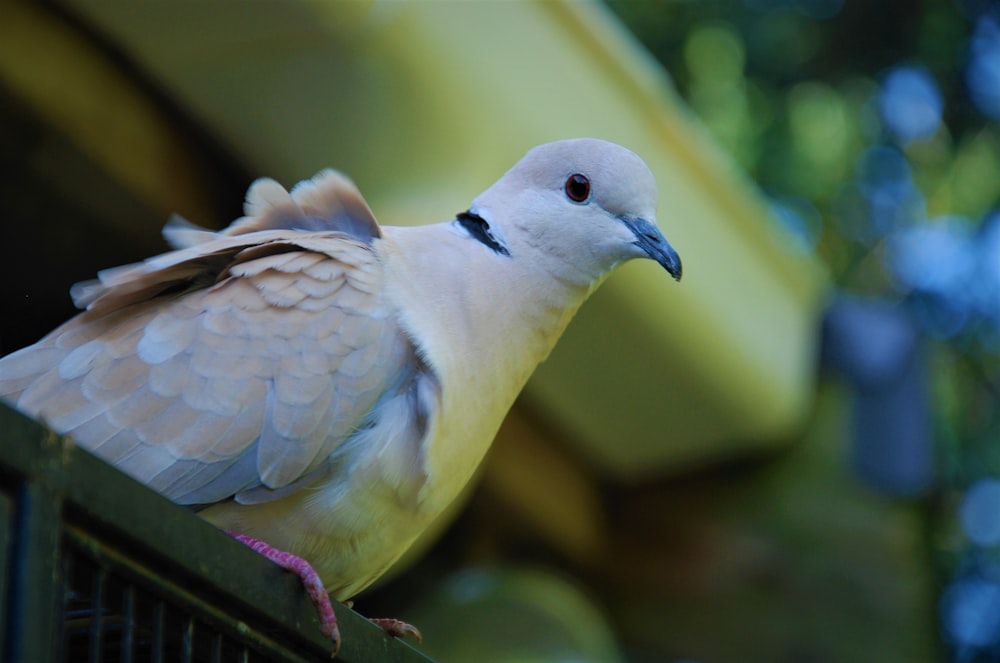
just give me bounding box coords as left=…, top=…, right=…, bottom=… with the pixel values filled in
left=0, top=171, right=425, bottom=507
left=107, top=387, right=174, bottom=429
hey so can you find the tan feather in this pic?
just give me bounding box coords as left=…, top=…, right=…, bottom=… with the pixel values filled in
left=3, top=170, right=416, bottom=507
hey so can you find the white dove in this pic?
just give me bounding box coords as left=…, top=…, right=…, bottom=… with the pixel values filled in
left=0, top=138, right=681, bottom=652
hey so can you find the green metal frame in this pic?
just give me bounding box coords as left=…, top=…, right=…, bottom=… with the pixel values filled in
left=0, top=402, right=433, bottom=663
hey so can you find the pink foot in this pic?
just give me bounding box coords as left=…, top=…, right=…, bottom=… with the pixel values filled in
left=370, top=618, right=423, bottom=642
left=227, top=531, right=341, bottom=656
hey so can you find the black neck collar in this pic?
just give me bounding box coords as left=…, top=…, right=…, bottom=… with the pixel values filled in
left=456, top=210, right=510, bottom=256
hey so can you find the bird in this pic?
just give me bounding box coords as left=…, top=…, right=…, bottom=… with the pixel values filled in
left=0, top=138, right=682, bottom=653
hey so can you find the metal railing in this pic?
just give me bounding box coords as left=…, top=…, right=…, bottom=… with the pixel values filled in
left=0, top=402, right=433, bottom=663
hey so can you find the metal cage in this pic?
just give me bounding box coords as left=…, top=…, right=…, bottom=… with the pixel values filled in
left=0, top=402, right=432, bottom=663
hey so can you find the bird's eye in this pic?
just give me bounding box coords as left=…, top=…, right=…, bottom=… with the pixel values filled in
left=564, top=174, right=591, bottom=203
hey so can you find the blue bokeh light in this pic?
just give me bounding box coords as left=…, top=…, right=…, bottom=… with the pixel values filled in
left=879, top=65, right=943, bottom=144
left=977, top=211, right=1000, bottom=328
left=941, top=577, right=1000, bottom=647
left=889, top=219, right=973, bottom=298
left=888, top=218, right=980, bottom=338
left=830, top=146, right=927, bottom=245
left=967, top=16, right=1000, bottom=119
left=888, top=210, right=1000, bottom=342
left=960, top=479, right=1000, bottom=547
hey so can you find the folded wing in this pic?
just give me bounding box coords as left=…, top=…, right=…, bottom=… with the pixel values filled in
left=0, top=171, right=418, bottom=506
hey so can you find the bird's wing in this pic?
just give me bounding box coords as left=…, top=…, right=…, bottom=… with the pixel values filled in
left=0, top=171, right=420, bottom=506
left=163, top=169, right=382, bottom=250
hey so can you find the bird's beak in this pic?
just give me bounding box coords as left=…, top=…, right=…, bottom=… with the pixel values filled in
left=622, top=217, right=683, bottom=281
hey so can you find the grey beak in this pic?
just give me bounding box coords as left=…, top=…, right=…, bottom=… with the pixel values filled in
left=622, top=217, right=682, bottom=281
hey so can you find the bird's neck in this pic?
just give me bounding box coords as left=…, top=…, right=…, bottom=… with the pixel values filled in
left=379, top=225, right=596, bottom=509
left=384, top=225, right=594, bottom=390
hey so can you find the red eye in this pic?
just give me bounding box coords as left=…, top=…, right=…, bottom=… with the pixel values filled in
left=564, top=173, right=590, bottom=203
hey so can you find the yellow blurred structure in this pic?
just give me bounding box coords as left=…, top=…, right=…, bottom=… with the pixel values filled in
left=45, top=0, right=827, bottom=477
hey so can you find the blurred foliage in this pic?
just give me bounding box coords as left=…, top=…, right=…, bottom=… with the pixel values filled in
left=608, top=0, right=997, bottom=280
left=606, top=0, right=1000, bottom=659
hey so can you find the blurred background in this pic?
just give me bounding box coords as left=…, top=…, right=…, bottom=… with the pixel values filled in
left=3, top=0, right=999, bottom=661
left=607, top=1, right=1000, bottom=661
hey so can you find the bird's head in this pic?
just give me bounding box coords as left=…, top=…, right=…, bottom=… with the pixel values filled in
left=466, top=138, right=682, bottom=284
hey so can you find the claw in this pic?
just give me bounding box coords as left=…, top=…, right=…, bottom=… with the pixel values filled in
left=370, top=617, right=423, bottom=643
